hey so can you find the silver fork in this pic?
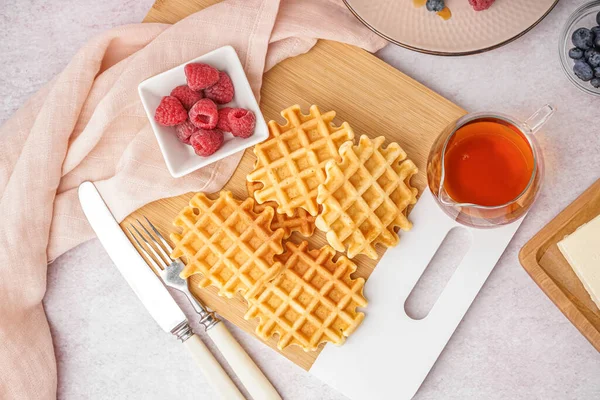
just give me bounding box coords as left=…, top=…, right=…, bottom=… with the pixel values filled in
left=128, top=218, right=219, bottom=331
left=128, top=217, right=281, bottom=400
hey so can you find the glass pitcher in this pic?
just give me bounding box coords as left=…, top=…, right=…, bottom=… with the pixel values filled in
left=427, top=105, right=554, bottom=228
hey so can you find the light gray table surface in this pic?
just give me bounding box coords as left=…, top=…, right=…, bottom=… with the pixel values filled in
left=1, top=0, right=599, bottom=399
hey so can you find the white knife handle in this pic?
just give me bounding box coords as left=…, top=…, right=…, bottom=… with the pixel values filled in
left=184, top=334, right=245, bottom=400
left=208, top=323, right=282, bottom=400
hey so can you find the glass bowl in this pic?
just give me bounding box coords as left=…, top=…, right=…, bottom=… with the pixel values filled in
left=559, top=1, right=600, bottom=96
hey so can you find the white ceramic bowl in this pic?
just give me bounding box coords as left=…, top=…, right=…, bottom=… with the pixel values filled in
left=138, top=45, right=268, bottom=178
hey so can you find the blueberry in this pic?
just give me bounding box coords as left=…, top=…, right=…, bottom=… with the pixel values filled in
left=594, top=66, right=600, bottom=77
left=589, top=50, right=600, bottom=67
left=592, top=25, right=600, bottom=39
left=426, top=0, right=445, bottom=12
left=591, top=78, right=600, bottom=88
left=569, top=47, right=584, bottom=59
left=597, top=11, right=600, bottom=25
left=574, top=60, right=594, bottom=81
left=572, top=27, right=594, bottom=50
left=585, top=48, right=594, bottom=61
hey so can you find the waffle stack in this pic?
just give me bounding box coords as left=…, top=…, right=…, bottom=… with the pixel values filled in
left=170, top=191, right=285, bottom=299
left=247, top=104, right=354, bottom=217
left=247, top=181, right=316, bottom=239
left=246, top=241, right=366, bottom=351
left=170, top=105, right=418, bottom=352
left=316, top=135, right=418, bottom=259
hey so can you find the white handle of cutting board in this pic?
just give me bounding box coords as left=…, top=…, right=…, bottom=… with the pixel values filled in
left=184, top=334, right=245, bottom=400
left=392, top=193, right=521, bottom=315
left=208, top=323, right=282, bottom=400
left=310, top=190, right=524, bottom=400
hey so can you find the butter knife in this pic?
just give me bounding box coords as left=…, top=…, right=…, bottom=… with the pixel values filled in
left=78, top=181, right=244, bottom=400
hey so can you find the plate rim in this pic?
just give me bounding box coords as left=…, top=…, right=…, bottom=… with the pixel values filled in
left=343, top=0, right=560, bottom=56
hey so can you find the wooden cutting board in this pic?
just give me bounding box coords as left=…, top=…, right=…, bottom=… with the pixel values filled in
left=122, top=0, right=465, bottom=370
left=519, top=179, right=600, bottom=352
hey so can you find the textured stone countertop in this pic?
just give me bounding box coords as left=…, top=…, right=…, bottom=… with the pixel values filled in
left=1, top=0, right=599, bottom=399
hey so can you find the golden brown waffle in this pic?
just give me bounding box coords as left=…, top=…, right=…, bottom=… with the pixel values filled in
left=316, top=135, right=418, bottom=260
left=247, top=104, right=355, bottom=217
left=247, top=181, right=316, bottom=239
left=245, top=241, right=367, bottom=351
left=170, top=191, right=285, bottom=299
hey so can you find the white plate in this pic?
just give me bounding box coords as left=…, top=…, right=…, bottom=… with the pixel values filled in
left=344, top=0, right=558, bottom=55
left=138, top=45, right=268, bottom=178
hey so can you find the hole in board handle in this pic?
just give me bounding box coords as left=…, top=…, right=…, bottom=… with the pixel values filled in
left=404, top=227, right=471, bottom=320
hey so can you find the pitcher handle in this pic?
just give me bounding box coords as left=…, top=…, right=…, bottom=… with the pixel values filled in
left=523, top=104, right=555, bottom=134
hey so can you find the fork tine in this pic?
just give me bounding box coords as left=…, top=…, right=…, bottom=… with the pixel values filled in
left=130, top=223, right=167, bottom=271
left=136, top=218, right=171, bottom=263
left=144, top=216, right=175, bottom=254
left=127, top=226, right=163, bottom=273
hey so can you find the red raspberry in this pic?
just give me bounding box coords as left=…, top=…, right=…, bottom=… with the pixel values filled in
left=184, top=63, right=219, bottom=91
left=204, top=71, right=234, bottom=104
left=217, top=107, right=233, bottom=132
left=154, top=96, right=188, bottom=126
left=190, top=129, right=224, bottom=156
left=175, top=120, right=198, bottom=145
left=170, top=85, right=203, bottom=110
left=189, top=98, right=219, bottom=130
left=228, top=108, right=256, bottom=138
left=468, top=0, right=494, bottom=11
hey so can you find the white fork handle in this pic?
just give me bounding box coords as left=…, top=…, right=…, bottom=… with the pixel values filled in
left=208, top=323, right=282, bottom=400
left=184, top=334, right=245, bottom=400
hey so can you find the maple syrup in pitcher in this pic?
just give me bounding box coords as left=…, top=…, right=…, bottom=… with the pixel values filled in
left=427, top=106, right=554, bottom=228
left=443, top=119, right=534, bottom=206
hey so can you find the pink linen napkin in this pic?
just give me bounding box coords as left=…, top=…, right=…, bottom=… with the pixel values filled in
left=0, top=0, right=386, bottom=398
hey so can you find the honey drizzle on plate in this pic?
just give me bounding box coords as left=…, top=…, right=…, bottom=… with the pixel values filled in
left=437, top=7, right=452, bottom=20
left=412, top=0, right=452, bottom=20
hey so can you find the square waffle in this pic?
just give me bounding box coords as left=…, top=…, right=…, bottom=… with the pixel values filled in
left=170, top=191, right=285, bottom=299
left=247, top=181, right=316, bottom=239
left=247, top=104, right=354, bottom=217
left=316, top=135, right=418, bottom=260
left=245, top=241, right=367, bottom=351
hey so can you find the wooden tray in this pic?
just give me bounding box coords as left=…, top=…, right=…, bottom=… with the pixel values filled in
left=519, top=179, right=600, bottom=352
left=121, top=0, right=464, bottom=370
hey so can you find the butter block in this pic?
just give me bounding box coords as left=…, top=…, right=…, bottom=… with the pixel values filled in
left=557, top=214, right=600, bottom=310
